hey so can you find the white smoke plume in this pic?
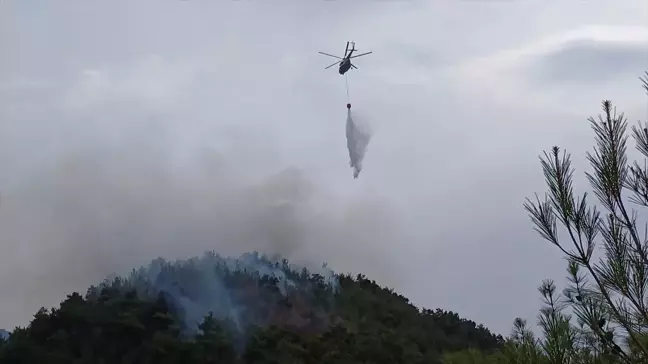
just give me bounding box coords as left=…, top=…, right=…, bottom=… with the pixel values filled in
left=345, top=109, right=372, bottom=179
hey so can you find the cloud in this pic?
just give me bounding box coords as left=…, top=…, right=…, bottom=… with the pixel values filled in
left=515, top=26, right=648, bottom=92
left=528, top=39, right=648, bottom=86
left=451, top=25, right=648, bottom=112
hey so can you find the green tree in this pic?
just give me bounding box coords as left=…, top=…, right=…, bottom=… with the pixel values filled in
left=0, top=250, right=507, bottom=363
left=444, top=71, right=648, bottom=364
left=442, top=347, right=508, bottom=364
left=522, top=72, right=648, bottom=363
left=191, top=312, right=238, bottom=363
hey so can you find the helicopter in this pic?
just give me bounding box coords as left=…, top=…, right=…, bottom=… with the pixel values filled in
left=318, top=41, right=372, bottom=75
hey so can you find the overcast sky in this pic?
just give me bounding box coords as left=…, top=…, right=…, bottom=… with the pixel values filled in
left=1, top=0, right=647, bottom=335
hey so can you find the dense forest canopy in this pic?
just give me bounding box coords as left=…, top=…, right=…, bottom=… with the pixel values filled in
left=0, top=251, right=503, bottom=363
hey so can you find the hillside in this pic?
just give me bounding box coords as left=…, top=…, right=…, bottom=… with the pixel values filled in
left=0, top=251, right=503, bottom=363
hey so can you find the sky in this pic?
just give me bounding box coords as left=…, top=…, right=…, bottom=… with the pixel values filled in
left=0, top=0, right=647, bottom=336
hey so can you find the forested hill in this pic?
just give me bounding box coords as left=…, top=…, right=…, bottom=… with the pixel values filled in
left=0, top=251, right=503, bottom=363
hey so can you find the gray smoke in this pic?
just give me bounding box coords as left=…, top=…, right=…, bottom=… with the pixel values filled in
left=89, top=250, right=339, bottom=338
left=0, top=133, right=402, bottom=331
left=345, top=109, right=372, bottom=179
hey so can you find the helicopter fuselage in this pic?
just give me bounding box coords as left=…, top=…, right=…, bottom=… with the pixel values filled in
left=338, top=48, right=356, bottom=75
left=339, top=59, right=351, bottom=75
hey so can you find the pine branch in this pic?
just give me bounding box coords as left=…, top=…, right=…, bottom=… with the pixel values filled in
left=526, top=97, right=648, bottom=360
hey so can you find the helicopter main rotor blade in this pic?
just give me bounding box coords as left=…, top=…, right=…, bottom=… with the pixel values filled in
left=351, top=64, right=358, bottom=69
left=325, top=60, right=342, bottom=69
left=350, top=51, right=372, bottom=59
left=319, top=52, right=342, bottom=59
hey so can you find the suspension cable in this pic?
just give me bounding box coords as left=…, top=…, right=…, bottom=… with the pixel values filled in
left=345, top=74, right=350, bottom=102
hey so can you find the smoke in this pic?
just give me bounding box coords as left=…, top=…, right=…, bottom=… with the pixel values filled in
left=90, top=250, right=339, bottom=340
left=0, top=129, right=402, bottom=331
left=345, top=109, right=372, bottom=179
